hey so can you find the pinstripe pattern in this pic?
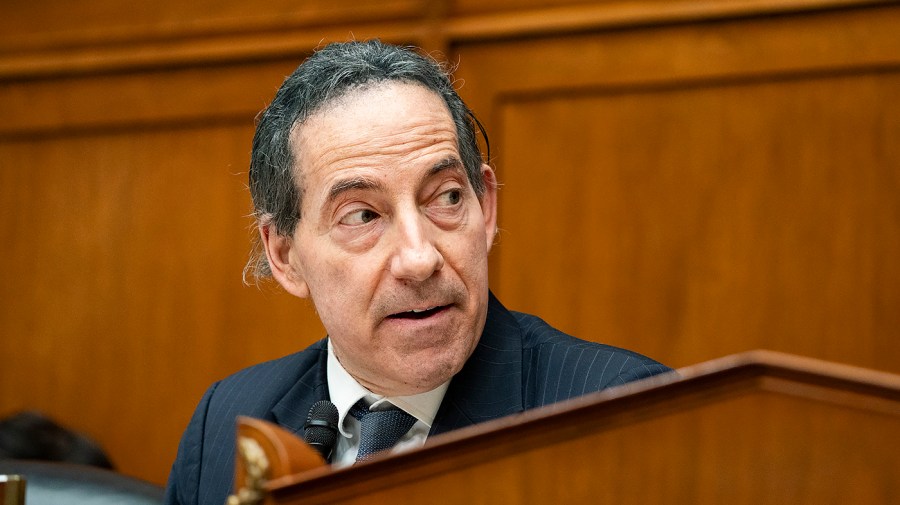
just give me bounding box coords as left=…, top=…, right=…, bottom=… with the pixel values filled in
left=165, top=343, right=329, bottom=505
left=164, top=292, right=670, bottom=505
left=430, top=293, right=671, bottom=436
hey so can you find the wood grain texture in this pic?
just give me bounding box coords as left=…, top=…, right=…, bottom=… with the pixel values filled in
left=266, top=352, right=900, bottom=504
left=452, top=4, right=900, bottom=373
left=0, top=0, right=423, bottom=50
left=494, top=72, right=900, bottom=371
left=1, top=0, right=898, bottom=486
left=0, top=117, right=325, bottom=483
left=445, top=0, right=891, bottom=38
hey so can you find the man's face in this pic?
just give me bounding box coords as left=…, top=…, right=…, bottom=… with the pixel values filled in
left=265, top=82, right=497, bottom=396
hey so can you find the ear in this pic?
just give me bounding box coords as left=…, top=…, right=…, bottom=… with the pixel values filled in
left=478, top=164, right=499, bottom=252
left=260, top=222, right=311, bottom=298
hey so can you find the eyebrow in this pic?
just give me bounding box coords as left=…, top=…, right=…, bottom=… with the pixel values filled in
left=429, top=157, right=464, bottom=177
left=326, top=176, right=384, bottom=205
left=324, top=157, right=465, bottom=206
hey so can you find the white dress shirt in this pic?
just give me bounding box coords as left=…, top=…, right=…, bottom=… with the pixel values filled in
left=326, top=339, right=450, bottom=468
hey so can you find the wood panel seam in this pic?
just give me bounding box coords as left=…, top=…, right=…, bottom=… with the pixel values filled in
left=1, top=0, right=892, bottom=80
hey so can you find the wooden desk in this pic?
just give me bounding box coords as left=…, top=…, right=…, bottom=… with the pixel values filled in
left=240, top=351, right=900, bottom=504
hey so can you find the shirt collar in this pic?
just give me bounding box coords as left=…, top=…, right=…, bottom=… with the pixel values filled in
left=326, top=338, right=449, bottom=438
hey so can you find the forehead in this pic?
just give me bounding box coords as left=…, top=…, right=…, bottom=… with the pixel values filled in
left=290, top=81, right=460, bottom=199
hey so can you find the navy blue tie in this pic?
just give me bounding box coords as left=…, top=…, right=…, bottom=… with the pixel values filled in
left=349, top=400, right=417, bottom=462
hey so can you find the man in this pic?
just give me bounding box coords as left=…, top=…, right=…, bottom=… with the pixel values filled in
left=165, top=40, right=670, bottom=505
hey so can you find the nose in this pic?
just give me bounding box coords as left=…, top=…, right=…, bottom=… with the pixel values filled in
left=389, top=213, right=444, bottom=282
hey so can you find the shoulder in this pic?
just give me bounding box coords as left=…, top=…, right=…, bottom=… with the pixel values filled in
left=512, top=311, right=663, bottom=365
left=511, top=311, right=672, bottom=407
left=165, top=340, right=327, bottom=505
left=210, top=340, right=327, bottom=407
left=198, top=339, right=329, bottom=449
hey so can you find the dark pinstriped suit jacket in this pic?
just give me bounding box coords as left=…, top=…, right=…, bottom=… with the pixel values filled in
left=164, top=292, right=671, bottom=505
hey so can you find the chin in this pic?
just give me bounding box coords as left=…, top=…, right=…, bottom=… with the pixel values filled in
left=399, top=351, right=468, bottom=393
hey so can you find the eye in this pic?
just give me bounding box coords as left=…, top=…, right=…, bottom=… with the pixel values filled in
left=436, top=188, right=462, bottom=206
left=339, top=208, right=380, bottom=226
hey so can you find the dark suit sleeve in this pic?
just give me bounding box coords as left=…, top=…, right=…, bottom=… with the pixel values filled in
left=606, top=358, right=673, bottom=388
left=164, top=382, right=219, bottom=505
left=498, top=306, right=673, bottom=410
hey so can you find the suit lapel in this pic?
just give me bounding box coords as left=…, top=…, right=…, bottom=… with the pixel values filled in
left=270, top=339, right=330, bottom=435
left=430, top=292, right=524, bottom=435
left=266, top=295, right=524, bottom=439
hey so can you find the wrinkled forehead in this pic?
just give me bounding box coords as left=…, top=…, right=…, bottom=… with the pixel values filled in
left=288, top=81, right=457, bottom=187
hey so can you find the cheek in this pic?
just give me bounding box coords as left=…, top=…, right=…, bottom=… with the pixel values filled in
left=299, top=239, right=351, bottom=285
left=455, top=227, right=490, bottom=274
left=298, top=252, right=344, bottom=304
left=307, top=255, right=376, bottom=318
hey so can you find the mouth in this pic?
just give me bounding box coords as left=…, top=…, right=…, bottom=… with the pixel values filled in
left=386, top=304, right=451, bottom=320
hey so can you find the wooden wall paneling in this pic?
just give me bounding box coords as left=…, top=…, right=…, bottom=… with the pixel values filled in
left=0, top=0, right=438, bottom=478
left=0, top=0, right=436, bottom=80
left=493, top=73, right=900, bottom=370
left=451, top=4, right=900, bottom=372
left=0, top=25, right=428, bottom=82
left=3, top=0, right=899, bottom=487
left=0, top=121, right=327, bottom=484
left=0, top=0, right=424, bottom=53
left=445, top=0, right=893, bottom=35
left=0, top=58, right=331, bottom=483
left=0, top=61, right=303, bottom=136
left=451, top=3, right=900, bottom=119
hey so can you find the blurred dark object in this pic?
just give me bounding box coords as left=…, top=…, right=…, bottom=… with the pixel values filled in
left=0, top=411, right=114, bottom=469
left=0, top=460, right=164, bottom=505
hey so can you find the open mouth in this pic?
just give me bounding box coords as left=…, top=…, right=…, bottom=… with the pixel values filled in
left=387, top=305, right=449, bottom=320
